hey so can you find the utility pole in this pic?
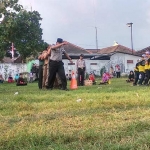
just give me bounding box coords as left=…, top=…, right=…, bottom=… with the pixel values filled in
left=95, top=27, right=98, bottom=53
left=11, top=43, right=14, bottom=60
left=30, top=2, right=32, bottom=12
left=126, top=22, right=133, bottom=54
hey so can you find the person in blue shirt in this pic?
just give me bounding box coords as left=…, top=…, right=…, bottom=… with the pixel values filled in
left=14, top=74, right=19, bottom=82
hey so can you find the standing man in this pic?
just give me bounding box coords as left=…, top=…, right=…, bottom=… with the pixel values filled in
left=115, top=64, right=121, bottom=78
left=76, top=54, right=86, bottom=86
left=47, top=38, right=73, bottom=90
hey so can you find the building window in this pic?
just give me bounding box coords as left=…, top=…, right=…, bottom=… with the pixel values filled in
left=68, top=63, right=75, bottom=65
left=90, top=63, right=97, bottom=65
left=127, top=60, right=133, bottom=63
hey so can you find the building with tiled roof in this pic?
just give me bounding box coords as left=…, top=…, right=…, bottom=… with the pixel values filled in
left=64, top=42, right=92, bottom=55
left=85, top=42, right=140, bottom=73
left=87, top=43, right=136, bottom=55
left=136, top=46, right=150, bottom=56
left=98, top=44, right=135, bottom=55
left=62, top=42, right=109, bottom=60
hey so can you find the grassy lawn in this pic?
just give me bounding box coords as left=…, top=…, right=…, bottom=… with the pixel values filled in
left=0, top=78, right=150, bottom=150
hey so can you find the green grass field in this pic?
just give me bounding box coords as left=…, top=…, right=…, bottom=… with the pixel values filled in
left=0, top=78, right=150, bottom=150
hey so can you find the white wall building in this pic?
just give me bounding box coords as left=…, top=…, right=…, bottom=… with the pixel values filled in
left=0, top=63, right=27, bottom=80
left=63, top=59, right=110, bottom=76
left=105, top=53, right=140, bottom=73
left=0, top=42, right=141, bottom=80
left=0, top=53, right=140, bottom=81
left=63, top=52, right=140, bottom=76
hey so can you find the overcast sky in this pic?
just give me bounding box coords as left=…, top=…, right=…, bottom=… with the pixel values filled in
left=19, top=0, right=150, bottom=50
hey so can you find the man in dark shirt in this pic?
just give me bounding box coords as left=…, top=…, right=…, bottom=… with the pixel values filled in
left=47, top=38, right=73, bottom=90
left=38, top=52, right=44, bottom=89
left=16, top=73, right=27, bottom=86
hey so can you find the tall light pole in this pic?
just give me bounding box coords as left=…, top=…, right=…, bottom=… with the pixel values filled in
left=88, top=26, right=99, bottom=52
left=95, top=27, right=98, bottom=53
left=126, top=22, right=133, bottom=54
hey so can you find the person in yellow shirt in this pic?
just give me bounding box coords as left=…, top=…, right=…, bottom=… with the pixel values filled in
left=138, top=56, right=145, bottom=85
left=144, top=59, right=150, bottom=85
left=133, top=59, right=140, bottom=86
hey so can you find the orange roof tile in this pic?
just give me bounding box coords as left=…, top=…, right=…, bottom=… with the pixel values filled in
left=87, top=45, right=136, bottom=55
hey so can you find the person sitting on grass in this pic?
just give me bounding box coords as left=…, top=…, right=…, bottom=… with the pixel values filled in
left=99, top=72, right=111, bottom=85
left=16, top=73, right=27, bottom=86
left=8, top=75, right=14, bottom=83
left=14, top=74, right=19, bottom=82
left=89, top=72, right=96, bottom=85
left=126, top=71, right=134, bottom=83
left=0, top=74, right=4, bottom=83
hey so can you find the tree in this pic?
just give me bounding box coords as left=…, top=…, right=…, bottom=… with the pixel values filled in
left=12, top=10, right=46, bottom=61
left=0, top=0, right=22, bottom=60
left=0, top=0, right=48, bottom=62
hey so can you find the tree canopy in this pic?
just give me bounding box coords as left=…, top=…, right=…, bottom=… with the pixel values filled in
left=0, top=0, right=48, bottom=62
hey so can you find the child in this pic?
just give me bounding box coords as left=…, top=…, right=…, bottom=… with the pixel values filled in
left=126, top=71, right=134, bottom=82
left=29, top=72, right=33, bottom=83
left=8, top=75, right=14, bottom=83
left=89, top=72, right=96, bottom=85
left=16, top=73, right=27, bottom=86
left=14, top=74, right=19, bottom=82
left=99, top=72, right=111, bottom=84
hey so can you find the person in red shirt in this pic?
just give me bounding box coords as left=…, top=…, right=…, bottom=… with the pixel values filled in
left=8, top=75, right=14, bottom=83
left=89, top=72, right=96, bottom=85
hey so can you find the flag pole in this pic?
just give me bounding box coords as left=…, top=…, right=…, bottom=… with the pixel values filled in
left=12, top=43, right=14, bottom=59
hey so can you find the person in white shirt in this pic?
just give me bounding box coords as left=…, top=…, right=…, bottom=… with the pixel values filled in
left=76, top=54, right=86, bottom=86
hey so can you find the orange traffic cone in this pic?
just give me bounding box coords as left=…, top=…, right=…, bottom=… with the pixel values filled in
left=70, top=71, right=78, bottom=90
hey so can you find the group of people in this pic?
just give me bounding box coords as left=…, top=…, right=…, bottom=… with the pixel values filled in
left=38, top=38, right=105, bottom=89
left=3, top=38, right=149, bottom=88
left=0, top=73, right=27, bottom=86
left=38, top=38, right=73, bottom=90
left=126, top=51, right=150, bottom=86
left=0, top=74, right=18, bottom=83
